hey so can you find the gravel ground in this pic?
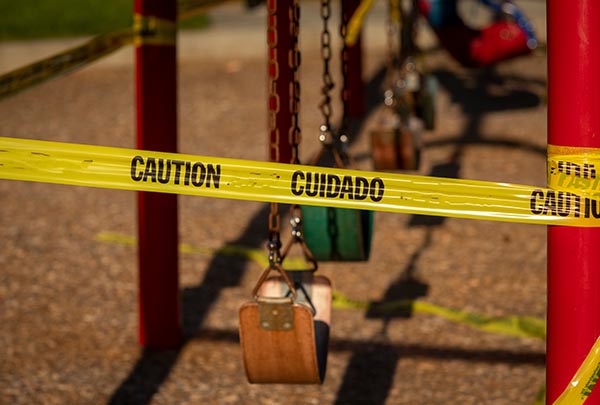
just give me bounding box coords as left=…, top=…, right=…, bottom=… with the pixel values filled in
left=1, top=2, right=549, bottom=404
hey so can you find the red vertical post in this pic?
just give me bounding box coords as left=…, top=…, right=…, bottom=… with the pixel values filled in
left=547, top=0, right=600, bottom=402
left=268, top=0, right=293, bottom=163
left=134, top=0, right=181, bottom=349
left=342, top=0, right=364, bottom=118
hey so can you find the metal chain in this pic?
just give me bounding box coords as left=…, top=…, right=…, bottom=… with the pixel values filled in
left=319, top=0, right=334, bottom=137
left=289, top=0, right=301, bottom=165
left=286, top=0, right=317, bottom=272
left=338, top=2, right=353, bottom=165
left=267, top=0, right=280, bottom=163
left=384, top=0, right=401, bottom=108
left=267, top=0, right=281, bottom=264
left=340, top=4, right=350, bottom=132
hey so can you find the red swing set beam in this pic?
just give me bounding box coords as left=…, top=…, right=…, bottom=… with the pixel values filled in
left=547, top=0, right=600, bottom=402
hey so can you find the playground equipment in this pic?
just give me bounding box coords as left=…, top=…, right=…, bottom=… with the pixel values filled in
left=2, top=0, right=600, bottom=401
left=547, top=1, right=600, bottom=403
left=370, top=0, right=436, bottom=171
left=301, top=0, right=374, bottom=261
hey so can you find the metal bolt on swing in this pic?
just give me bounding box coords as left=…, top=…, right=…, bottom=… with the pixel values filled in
left=290, top=215, right=302, bottom=240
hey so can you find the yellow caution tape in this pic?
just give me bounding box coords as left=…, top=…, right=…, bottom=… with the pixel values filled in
left=535, top=385, right=547, bottom=405
left=390, top=0, right=402, bottom=25
left=0, top=18, right=173, bottom=100
left=96, top=232, right=313, bottom=270
left=346, top=0, right=376, bottom=46
left=0, top=29, right=135, bottom=100
left=133, top=14, right=177, bottom=46
left=554, top=336, right=600, bottom=405
left=177, top=0, right=233, bottom=20
left=548, top=145, right=600, bottom=196
left=0, top=0, right=221, bottom=100
left=96, top=231, right=546, bottom=341
left=1, top=137, right=600, bottom=227
left=331, top=290, right=546, bottom=341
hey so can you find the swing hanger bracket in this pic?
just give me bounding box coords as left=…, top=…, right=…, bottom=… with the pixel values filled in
left=257, top=296, right=295, bottom=331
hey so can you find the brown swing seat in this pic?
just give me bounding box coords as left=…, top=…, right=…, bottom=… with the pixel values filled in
left=239, top=271, right=332, bottom=384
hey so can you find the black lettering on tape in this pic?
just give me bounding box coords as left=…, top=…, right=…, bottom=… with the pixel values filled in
left=289, top=170, right=385, bottom=203
left=157, top=159, right=171, bottom=184
left=131, top=156, right=144, bottom=181
left=128, top=156, right=219, bottom=189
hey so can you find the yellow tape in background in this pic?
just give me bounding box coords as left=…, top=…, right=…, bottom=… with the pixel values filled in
left=345, top=0, right=376, bottom=46
left=0, top=29, right=135, bottom=100
left=1, top=137, right=599, bottom=227
left=96, top=231, right=547, bottom=341
left=554, top=336, right=600, bottom=405
left=0, top=0, right=225, bottom=100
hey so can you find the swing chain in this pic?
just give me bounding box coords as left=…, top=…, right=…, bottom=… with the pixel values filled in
left=385, top=0, right=401, bottom=108
left=281, top=205, right=319, bottom=273
left=339, top=2, right=353, bottom=165
left=266, top=0, right=282, bottom=268
left=319, top=0, right=334, bottom=135
left=289, top=0, right=302, bottom=165
left=267, top=0, right=280, bottom=163
left=340, top=2, right=350, bottom=134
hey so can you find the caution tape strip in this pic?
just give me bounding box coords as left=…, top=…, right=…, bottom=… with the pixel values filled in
left=0, top=0, right=226, bottom=100
left=345, top=0, right=376, bottom=46
left=1, top=137, right=600, bottom=227
left=0, top=29, right=135, bottom=100
left=96, top=231, right=546, bottom=341
left=554, top=336, right=600, bottom=405
left=96, top=231, right=311, bottom=270
left=177, top=0, right=233, bottom=20
left=133, top=14, right=177, bottom=47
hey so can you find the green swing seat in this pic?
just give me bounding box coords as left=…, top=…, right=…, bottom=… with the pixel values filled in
left=301, top=206, right=373, bottom=261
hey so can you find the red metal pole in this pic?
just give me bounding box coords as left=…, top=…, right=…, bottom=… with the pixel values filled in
left=547, top=0, right=600, bottom=402
left=134, top=0, right=181, bottom=349
left=342, top=0, right=364, bottom=118
left=268, top=0, right=293, bottom=163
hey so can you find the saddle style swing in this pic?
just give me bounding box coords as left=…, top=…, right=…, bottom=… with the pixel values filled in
left=301, top=0, right=373, bottom=262
left=239, top=0, right=332, bottom=384
left=371, top=0, right=437, bottom=171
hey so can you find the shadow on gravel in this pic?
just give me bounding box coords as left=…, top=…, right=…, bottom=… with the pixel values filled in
left=109, top=204, right=270, bottom=404
left=335, top=65, right=543, bottom=405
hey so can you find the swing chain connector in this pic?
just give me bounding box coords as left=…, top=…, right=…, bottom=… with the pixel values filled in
left=266, top=237, right=282, bottom=268
left=319, top=124, right=334, bottom=146
left=290, top=215, right=303, bottom=240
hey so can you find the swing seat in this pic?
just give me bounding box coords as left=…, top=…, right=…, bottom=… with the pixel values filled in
left=239, top=273, right=332, bottom=384
left=371, top=116, right=422, bottom=171
left=302, top=206, right=373, bottom=261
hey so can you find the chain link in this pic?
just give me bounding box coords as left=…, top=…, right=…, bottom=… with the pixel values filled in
left=385, top=0, right=401, bottom=103
left=266, top=0, right=282, bottom=263
left=340, top=3, right=350, bottom=132
left=319, top=0, right=334, bottom=132
left=289, top=0, right=301, bottom=165
left=267, top=0, right=280, bottom=164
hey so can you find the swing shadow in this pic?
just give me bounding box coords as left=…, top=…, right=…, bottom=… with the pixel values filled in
left=108, top=204, right=270, bottom=405
left=334, top=65, right=543, bottom=404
